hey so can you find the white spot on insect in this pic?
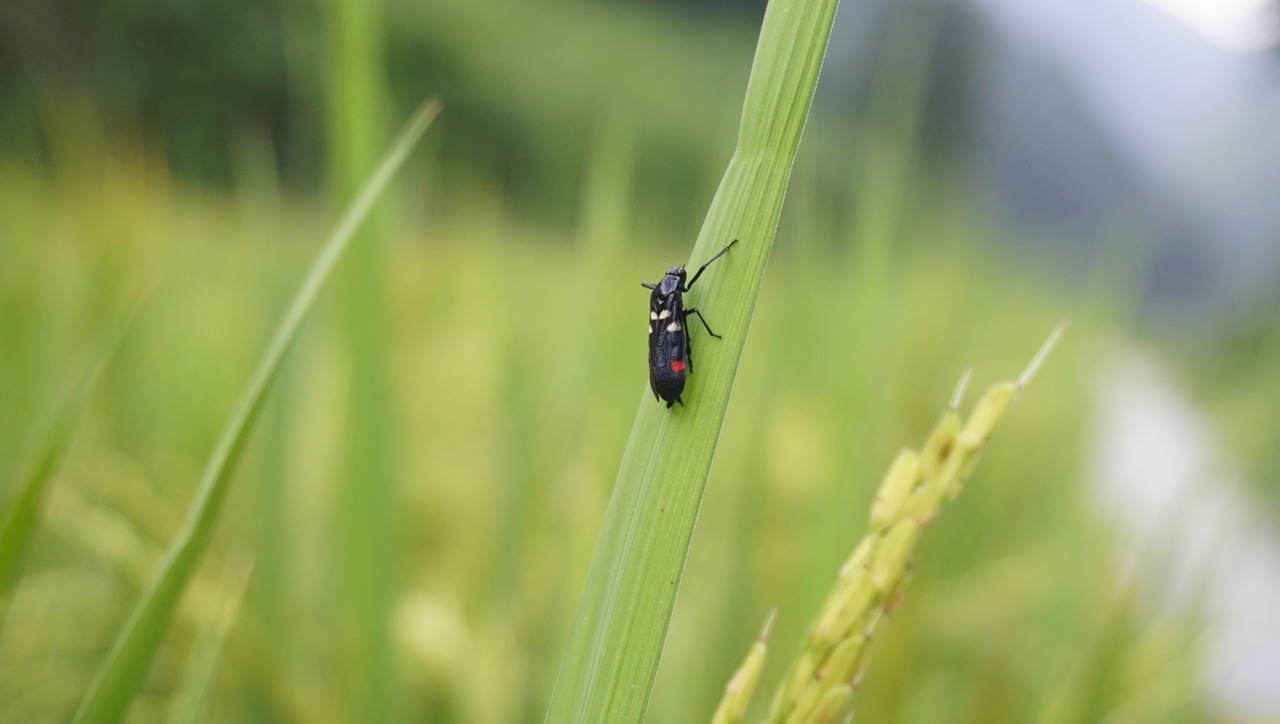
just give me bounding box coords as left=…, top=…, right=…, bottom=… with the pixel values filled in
left=650, top=311, right=658, bottom=320
left=666, top=321, right=682, bottom=333
left=648, top=324, right=653, bottom=334
left=658, top=309, right=671, bottom=320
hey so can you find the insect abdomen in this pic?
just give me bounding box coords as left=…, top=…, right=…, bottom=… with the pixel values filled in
left=649, top=298, right=687, bottom=407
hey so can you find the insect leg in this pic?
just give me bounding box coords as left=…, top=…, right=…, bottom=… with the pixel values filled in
left=683, top=239, right=738, bottom=291
left=684, top=307, right=722, bottom=339
left=684, top=326, right=695, bottom=375
left=641, top=282, right=657, bottom=290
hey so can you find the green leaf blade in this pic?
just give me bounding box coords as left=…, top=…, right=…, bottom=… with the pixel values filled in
left=71, top=99, right=441, bottom=723
left=545, top=0, right=839, bottom=720
left=0, top=296, right=142, bottom=617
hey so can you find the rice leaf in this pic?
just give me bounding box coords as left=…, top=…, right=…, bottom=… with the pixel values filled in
left=544, top=0, right=839, bottom=720
left=167, top=557, right=254, bottom=724
left=71, top=99, right=442, bottom=723
left=0, top=293, right=144, bottom=625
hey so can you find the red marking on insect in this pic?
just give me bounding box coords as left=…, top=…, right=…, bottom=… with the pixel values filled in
left=670, top=360, right=686, bottom=373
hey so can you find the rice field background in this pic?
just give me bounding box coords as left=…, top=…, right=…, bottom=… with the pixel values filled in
left=1, top=0, right=1273, bottom=721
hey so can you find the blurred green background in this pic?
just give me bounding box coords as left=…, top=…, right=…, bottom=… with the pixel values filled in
left=2, top=0, right=1276, bottom=721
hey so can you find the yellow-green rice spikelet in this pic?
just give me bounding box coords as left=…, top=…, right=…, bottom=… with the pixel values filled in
left=818, top=629, right=870, bottom=684
left=773, top=648, right=823, bottom=720
left=783, top=681, right=826, bottom=724
left=811, top=570, right=875, bottom=647
left=869, top=448, right=920, bottom=529
left=958, top=381, right=1017, bottom=451
left=723, top=325, right=1063, bottom=724
left=709, top=611, right=774, bottom=724
left=836, top=536, right=875, bottom=582
left=918, top=409, right=961, bottom=488
left=803, top=684, right=855, bottom=724
left=869, top=519, right=918, bottom=594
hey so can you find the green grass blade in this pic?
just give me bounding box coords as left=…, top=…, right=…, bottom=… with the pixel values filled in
left=72, top=99, right=442, bottom=723
left=168, top=558, right=254, bottom=724
left=0, top=293, right=143, bottom=616
left=544, top=1, right=839, bottom=721
left=325, top=0, right=398, bottom=719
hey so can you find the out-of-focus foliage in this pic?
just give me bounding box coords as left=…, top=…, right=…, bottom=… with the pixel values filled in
left=1189, top=303, right=1280, bottom=514
left=0, top=0, right=761, bottom=226
left=0, top=131, right=1207, bottom=723
left=0, top=0, right=296, bottom=183
left=0, top=0, right=1225, bottom=721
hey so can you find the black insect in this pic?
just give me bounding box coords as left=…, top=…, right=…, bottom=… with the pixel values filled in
left=642, top=239, right=738, bottom=408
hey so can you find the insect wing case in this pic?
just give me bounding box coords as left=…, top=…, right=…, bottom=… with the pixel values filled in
left=648, top=283, right=688, bottom=407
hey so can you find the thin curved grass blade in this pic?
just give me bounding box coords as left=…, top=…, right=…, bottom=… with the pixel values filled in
left=168, top=557, right=254, bottom=724
left=0, top=292, right=145, bottom=626
left=72, top=99, right=442, bottom=723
